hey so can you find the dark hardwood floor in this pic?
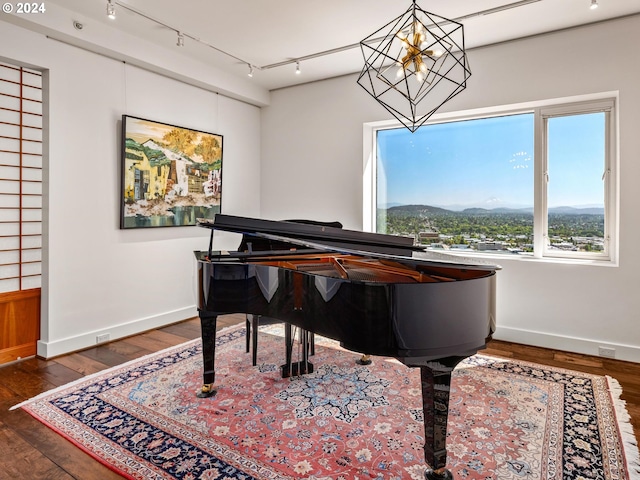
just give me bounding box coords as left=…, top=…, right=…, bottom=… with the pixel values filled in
left=1, top=314, right=638, bottom=479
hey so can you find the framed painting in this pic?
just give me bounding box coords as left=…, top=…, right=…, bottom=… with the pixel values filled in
left=120, top=115, right=223, bottom=229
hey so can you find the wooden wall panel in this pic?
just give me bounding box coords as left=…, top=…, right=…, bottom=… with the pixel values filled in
left=0, top=288, right=40, bottom=364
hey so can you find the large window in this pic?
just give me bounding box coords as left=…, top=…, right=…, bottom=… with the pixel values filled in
left=367, top=96, right=616, bottom=262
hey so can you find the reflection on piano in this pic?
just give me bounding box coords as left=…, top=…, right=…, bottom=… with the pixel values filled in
left=194, top=214, right=499, bottom=479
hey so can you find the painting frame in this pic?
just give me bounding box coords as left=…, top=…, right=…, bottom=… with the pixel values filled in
left=120, top=115, right=223, bottom=229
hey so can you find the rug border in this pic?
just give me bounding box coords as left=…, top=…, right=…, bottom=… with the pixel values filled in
left=19, top=405, right=139, bottom=480
left=607, top=375, right=640, bottom=480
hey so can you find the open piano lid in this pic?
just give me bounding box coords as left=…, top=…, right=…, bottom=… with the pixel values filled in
left=198, top=214, right=500, bottom=272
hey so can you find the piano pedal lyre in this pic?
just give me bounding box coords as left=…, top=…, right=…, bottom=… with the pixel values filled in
left=197, top=383, right=217, bottom=398
left=356, top=354, right=372, bottom=365
left=282, top=326, right=314, bottom=379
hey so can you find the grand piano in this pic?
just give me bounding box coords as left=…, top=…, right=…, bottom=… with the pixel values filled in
left=194, top=213, right=499, bottom=480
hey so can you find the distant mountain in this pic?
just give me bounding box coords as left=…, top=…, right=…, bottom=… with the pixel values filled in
left=384, top=204, right=603, bottom=215
left=434, top=197, right=531, bottom=211
left=387, top=204, right=451, bottom=214
left=460, top=207, right=532, bottom=214
left=548, top=206, right=604, bottom=215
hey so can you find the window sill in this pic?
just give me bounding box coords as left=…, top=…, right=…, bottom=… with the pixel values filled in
left=418, top=248, right=618, bottom=268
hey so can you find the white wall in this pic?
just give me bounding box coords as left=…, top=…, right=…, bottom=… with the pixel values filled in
left=261, top=15, right=640, bottom=362
left=0, top=21, right=262, bottom=357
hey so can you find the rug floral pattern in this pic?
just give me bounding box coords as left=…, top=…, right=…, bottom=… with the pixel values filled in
left=20, top=325, right=637, bottom=480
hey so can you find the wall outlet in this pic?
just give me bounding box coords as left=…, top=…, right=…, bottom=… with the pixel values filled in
left=598, top=346, right=616, bottom=358
left=96, top=333, right=110, bottom=344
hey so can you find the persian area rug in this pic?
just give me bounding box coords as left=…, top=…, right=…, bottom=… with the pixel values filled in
left=13, top=324, right=640, bottom=480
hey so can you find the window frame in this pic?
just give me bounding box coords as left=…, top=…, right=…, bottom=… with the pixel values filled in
left=363, top=93, right=618, bottom=264
left=537, top=99, right=615, bottom=261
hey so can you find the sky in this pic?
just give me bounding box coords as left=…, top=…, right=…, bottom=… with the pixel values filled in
left=376, top=112, right=605, bottom=210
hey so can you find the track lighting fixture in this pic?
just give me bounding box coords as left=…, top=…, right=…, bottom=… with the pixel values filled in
left=590, top=0, right=598, bottom=9
left=106, top=0, right=115, bottom=20
left=96, top=0, right=572, bottom=89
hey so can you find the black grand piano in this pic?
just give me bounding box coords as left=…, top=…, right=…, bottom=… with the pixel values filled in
left=194, top=213, right=499, bottom=480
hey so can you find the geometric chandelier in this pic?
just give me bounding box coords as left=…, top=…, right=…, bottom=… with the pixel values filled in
left=357, top=0, right=471, bottom=133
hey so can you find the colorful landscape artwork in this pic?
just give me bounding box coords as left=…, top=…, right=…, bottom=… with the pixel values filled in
left=120, top=115, right=223, bottom=229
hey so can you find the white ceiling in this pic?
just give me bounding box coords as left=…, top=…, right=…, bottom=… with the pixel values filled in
left=31, top=0, right=640, bottom=90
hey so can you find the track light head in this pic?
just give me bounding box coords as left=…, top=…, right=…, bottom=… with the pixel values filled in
left=590, top=0, right=598, bottom=9
left=106, top=0, right=115, bottom=19
left=247, top=64, right=253, bottom=77
left=177, top=32, right=184, bottom=47
left=295, top=61, right=301, bottom=75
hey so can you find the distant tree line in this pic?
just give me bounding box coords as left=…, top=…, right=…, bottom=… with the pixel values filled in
left=378, top=208, right=604, bottom=249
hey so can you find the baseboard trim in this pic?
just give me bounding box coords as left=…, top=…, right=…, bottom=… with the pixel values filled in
left=37, top=306, right=198, bottom=359
left=36, top=315, right=640, bottom=364
left=493, top=326, right=640, bottom=363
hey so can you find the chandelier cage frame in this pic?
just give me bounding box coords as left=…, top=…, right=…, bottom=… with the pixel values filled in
left=357, top=0, right=472, bottom=133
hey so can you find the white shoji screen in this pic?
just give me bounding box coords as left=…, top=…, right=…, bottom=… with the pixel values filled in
left=0, top=62, right=43, bottom=294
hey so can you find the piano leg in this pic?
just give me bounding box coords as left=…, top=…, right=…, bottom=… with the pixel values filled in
left=197, top=311, right=218, bottom=398
left=419, top=356, right=466, bottom=480
left=245, top=315, right=251, bottom=353
left=283, top=322, right=293, bottom=375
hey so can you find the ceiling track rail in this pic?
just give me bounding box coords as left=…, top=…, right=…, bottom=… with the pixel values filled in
left=113, top=0, right=543, bottom=71
left=260, top=0, right=543, bottom=70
